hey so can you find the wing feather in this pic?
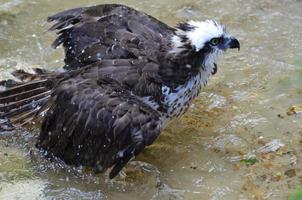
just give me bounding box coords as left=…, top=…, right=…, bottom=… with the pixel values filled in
left=37, top=76, right=162, bottom=178
left=48, top=4, right=175, bottom=69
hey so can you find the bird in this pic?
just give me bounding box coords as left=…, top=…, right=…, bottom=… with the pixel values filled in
left=0, top=4, right=240, bottom=178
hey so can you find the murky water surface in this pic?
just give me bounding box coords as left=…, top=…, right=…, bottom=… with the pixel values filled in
left=0, top=0, right=302, bottom=199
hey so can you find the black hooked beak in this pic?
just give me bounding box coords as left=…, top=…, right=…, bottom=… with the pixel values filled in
left=227, top=37, right=240, bottom=51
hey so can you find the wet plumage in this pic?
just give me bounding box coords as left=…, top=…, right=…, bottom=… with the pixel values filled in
left=0, top=4, right=239, bottom=178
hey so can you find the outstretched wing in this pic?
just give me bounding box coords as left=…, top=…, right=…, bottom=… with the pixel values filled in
left=48, top=4, right=174, bottom=69
left=37, top=75, right=162, bottom=178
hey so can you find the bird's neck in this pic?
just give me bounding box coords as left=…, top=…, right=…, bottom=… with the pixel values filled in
left=159, top=45, right=216, bottom=88
left=160, top=60, right=214, bottom=126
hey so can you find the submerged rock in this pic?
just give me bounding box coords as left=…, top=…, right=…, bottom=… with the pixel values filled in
left=287, top=104, right=302, bottom=116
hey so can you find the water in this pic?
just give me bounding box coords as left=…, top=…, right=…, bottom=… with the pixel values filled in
left=0, top=0, right=302, bottom=199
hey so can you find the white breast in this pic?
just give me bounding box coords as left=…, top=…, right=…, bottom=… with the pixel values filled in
left=161, top=67, right=212, bottom=126
left=140, top=62, right=215, bottom=127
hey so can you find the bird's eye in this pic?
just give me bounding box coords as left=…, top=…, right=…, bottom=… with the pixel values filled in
left=210, top=38, right=220, bottom=46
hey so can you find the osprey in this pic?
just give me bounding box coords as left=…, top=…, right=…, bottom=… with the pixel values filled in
left=0, top=4, right=240, bottom=178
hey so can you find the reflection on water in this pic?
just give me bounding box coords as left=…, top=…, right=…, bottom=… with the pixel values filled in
left=0, top=0, right=302, bottom=199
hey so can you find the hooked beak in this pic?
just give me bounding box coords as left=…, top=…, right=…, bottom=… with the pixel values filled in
left=226, top=37, right=240, bottom=51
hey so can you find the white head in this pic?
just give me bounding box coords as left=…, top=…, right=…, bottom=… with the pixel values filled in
left=186, top=20, right=225, bottom=50
left=170, top=20, right=240, bottom=74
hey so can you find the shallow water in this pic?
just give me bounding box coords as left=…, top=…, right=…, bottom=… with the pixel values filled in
left=0, top=0, right=302, bottom=199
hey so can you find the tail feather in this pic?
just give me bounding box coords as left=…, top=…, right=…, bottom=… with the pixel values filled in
left=0, top=79, right=49, bottom=98
left=0, top=69, right=56, bottom=129
left=0, top=87, right=49, bottom=104
left=0, top=92, right=51, bottom=115
left=10, top=109, right=40, bottom=124
left=0, top=90, right=50, bottom=125
left=8, top=96, right=50, bottom=126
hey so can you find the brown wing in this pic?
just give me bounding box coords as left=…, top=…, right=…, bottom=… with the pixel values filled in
left=0, top=58, right=165, bottom=130
left=75, top=59, right=163, bottom=104
left=48, top=4, right=175, bottom=70
left=37, top=75, right=162, bottom=178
